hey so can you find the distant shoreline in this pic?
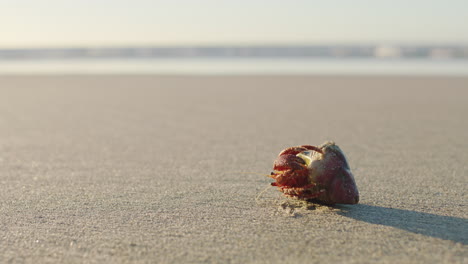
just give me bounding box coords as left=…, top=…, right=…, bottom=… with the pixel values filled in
left=1, top=57, right=467, bottom=76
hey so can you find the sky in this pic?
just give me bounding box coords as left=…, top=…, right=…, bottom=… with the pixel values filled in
left=1, top=0, right=467, bottom=48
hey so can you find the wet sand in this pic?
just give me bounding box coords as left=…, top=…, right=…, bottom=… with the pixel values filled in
left=0, top=75, right=467, bottom=263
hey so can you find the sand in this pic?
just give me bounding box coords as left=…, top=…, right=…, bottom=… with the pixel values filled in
left=0, top=75, right=467, bottom=263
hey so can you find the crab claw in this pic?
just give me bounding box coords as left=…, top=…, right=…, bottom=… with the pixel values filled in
left=273, top=154, right=305, bottom=171
left=269, top=145, right=325, bottom=199
left=271, top=154, right=309, bottom=187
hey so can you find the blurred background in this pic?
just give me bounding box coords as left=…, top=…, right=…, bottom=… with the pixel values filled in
left=1, top=0, right=467, bottom=75
left=1, top=2, right=467, bottom=262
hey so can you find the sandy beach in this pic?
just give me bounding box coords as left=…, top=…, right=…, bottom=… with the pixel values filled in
left=0, top=75, right=467, bottom=263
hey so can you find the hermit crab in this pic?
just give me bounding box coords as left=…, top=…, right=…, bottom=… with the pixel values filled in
left=269, top=141, right=359, bottom=205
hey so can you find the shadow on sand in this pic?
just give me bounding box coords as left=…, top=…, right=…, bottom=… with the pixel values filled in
left=335, top=204, right=467, bottom=245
